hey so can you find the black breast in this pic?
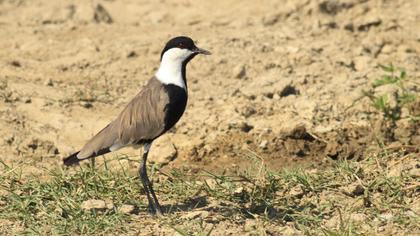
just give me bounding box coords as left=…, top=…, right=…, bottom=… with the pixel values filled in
left=163, top=84, right=188, bottom=132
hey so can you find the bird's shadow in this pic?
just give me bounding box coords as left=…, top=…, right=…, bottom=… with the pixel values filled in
left=162, top=196, right=209, bottom=214
left=127, top=196, right=210, bottom=216
left=160, top=199, right=311, bottom=222
left=133, top=196, right=239, bottom=216
left=133, top=196, right=310, bottom=222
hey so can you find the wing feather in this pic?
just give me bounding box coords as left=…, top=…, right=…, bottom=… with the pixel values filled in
left=76, top=77, right=168, bottom=159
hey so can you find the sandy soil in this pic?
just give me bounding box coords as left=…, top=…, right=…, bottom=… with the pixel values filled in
left=0, top=0, right=419, bottom=233
left=1, top=0, right=419, bottom=173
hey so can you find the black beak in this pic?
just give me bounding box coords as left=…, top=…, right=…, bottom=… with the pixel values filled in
left=193, top=46, right=211, bottom=55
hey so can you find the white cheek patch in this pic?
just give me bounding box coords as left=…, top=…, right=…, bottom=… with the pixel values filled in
left=155, top=48, right=193, bottom=90
left=163, top=48, right=192, bottom=61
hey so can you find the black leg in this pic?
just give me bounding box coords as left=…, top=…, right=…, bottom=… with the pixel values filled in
left=90, top=157, right=96, bottom=168
left=139, top=143, right=163, bottom=216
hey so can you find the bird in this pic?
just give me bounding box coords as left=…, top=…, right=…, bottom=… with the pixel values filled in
left=63, top=36, right=211, bottom=216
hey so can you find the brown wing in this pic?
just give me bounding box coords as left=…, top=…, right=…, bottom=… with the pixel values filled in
left=116, top=78, right=168, bottom=144
left=77, top=77, right=168, bottom=159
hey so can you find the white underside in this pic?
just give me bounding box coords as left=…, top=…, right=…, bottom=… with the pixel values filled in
left=107, top=142, right=148, bottom=153
left=109, top=143, right=123, bottom=152
left=155, top=48, right=193, bottom=90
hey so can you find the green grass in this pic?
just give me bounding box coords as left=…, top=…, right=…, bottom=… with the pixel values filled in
left=0, top=161, right=140, bottom=235
left=363, top=64, right=417, bottom=122
left=0, top=148, right=418, bottom=235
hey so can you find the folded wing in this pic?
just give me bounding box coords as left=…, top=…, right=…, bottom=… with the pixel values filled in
left=65, top=78, right=168, bottom=164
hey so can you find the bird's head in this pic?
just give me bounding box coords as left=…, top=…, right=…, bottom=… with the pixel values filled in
left=160, top=36, right=211, bottom=63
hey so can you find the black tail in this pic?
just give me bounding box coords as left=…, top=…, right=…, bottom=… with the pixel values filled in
left=63, top=148, right=111, bottom=166
left=63, top=151, right=81, bottom=166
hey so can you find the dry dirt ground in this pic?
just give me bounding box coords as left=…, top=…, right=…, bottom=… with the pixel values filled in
left=0, top=0, right=419, bottom=235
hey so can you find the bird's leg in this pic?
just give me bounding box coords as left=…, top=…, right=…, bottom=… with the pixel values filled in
left=139, top=142, right=163, bottom=216
left=139, top=146, right=155, bottom=213
left=89, top=157, right=96, bottom=169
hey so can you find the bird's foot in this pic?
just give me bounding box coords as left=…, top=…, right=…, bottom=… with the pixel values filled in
left=148, top=203, right=164, bottom=217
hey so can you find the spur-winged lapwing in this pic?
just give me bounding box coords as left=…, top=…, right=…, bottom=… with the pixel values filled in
left=63, top=36, right=211, bottom=216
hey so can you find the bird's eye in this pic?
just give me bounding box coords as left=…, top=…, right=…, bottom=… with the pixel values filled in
left=178, top=43, right=185, bottom=48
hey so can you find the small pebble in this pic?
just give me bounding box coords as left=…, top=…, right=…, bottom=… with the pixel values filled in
left=259, top=140, right=268, bottom=149
left=81, top=101, right=93, bottom=108
left=233, top=64, right=246, bottom=79
left=45, top=79, right=54, bottom=86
